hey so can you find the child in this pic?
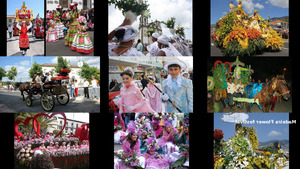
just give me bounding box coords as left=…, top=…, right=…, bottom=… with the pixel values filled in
left=71, top=16, right=94, bottom=54
left=47, top=142, right=54, bottom=150
left=46, top=20, right=59, bottom=42
left=144, top=137, right=169, bottom=169
left=161, top=59, right=193, bottom=113
left=54, top=142, right=60, bottom=149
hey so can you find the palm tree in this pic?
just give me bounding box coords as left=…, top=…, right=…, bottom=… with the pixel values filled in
left=14, top=113, right=57, bottom=136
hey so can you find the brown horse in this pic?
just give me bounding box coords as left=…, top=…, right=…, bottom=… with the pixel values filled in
left=14, top=82, right=31, bottom=101
left=247, top=75, right=290, bottom=112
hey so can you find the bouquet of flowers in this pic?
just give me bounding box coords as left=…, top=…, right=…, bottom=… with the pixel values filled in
left=16, top=145, right=34, bottom=168
left=171, top=144, right=189, bottom=168
left=214, top=129, right=224, bottom=141
left=114, top=124, right=124, bottom=132
left=114, top=150, right=143, bottom=168
left=161, top=17, right=176, bottom=29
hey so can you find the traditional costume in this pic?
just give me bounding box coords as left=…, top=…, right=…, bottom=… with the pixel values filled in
left=146, top=33, right=160, bottom=56
left=109, top=26, right=145, bottom=56
left=46, top=20, right=59, bottom=42
left=13, top=22, right=19, bottom=36
left=114, top=114, right=127, bottom=144
left=65, top=3, right=81, bottom=46
left=143, top=137, right=170, bottom=169
left=157, top=35, right=182, bottom=56
left=54, top=5, right=64, bottom=39
left=161, top=60, right=193, bottom=113
left=71, top=16, right=94, bottom=54
left=16, top=21, right=32, bottom=55
left=114, top=121, right=146, bottom=169
left=143, top=76, right=162, bottom=112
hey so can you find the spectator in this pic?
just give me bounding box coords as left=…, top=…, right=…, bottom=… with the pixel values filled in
left=8, top=24, right=13, bottom=38
left=83, top=78, right=90, bottom=98
left=91, top=76, right=99, bottom=99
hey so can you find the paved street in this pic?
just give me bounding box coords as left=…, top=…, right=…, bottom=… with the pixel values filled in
left=7, top=32, right=44, bottom=56
left=0, top=87, right=100, bottom=113
left=210, top=38, right=289, bottom=57
left=208, top=97, right=292, bottom=113
left=46, top=31, right=94, bottom=56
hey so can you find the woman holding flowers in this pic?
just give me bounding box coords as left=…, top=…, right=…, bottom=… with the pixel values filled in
left=114, top=120, right=145, bottom=169
left=114, top=113, right=127, bottom=144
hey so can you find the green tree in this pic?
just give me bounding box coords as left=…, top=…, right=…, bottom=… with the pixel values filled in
left=15, top=113, right=57, bottom=135
left=0, top=67, right=6, bottom=81
left=7, top=66, right=17, bottom=81
left=28, top=62, right=43, bottom=78
left=55, top=56, right=71, bottom=73
left=78, top=62, right=98, bottom=82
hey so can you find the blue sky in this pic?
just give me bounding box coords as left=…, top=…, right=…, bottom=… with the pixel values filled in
left=211, top=0, right=289, bottom=24
left=214, top=113, right=290, bottom=142
left=7, top=0, right=44, bottom=18
left=0, top=56, right=100, bottom=82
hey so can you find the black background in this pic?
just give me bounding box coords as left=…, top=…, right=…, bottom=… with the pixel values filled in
left=0, top=0, right=298, bottom=168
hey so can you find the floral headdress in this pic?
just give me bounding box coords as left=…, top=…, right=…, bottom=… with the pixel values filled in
left=163, top=115, right=173, bottom=127
left=150, top=114, right=161, bottom=126
left=127, top=120, right=141, bottom=135
left=145, top=137, right=159, bottom=152
left=183, top=115, right=189, bottom=127
left=254, top=10, right=258, bottom=13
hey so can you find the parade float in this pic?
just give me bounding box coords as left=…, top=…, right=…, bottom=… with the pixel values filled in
left=14, top=113, right=89, bottom=169
left=213, top=115, right=289, bottom=169
left=207, top=57, right=290, bottom=112
left=212, top=1, right=284, bottom=57
left=15, top=2, right=34, bottom=22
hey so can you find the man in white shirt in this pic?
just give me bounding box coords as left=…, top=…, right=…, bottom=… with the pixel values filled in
left=83, top=78, right=90, bottom=98
left=91, top=76, right=98, bottom=99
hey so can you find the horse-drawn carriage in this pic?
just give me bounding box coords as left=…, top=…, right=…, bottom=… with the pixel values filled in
left=15, top=68, right=70, bottom=111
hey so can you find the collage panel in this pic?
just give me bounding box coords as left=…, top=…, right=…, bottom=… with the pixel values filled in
left=210, top=0, right=289, bottom=57
left=45, top=0, right=95, bottom=56
left=214, top=113, right=290, bottom=169
left=0, top=56, right=100, bottom=113
left=109, top=56, right=193, bottom=114
left=14, top=112, right=90, bottom=169
left=114, top=113, right=189, bottom=168
left=7, top=0, right=45, bottom=56
left=108, top=0, right=192, bottom=57
left=207, top=57, right=292, bottom=113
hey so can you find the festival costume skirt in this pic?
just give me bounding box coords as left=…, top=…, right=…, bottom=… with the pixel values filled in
left=71, top=31, right=94, bottom=54
left=19, top=34, right=29, bottom=50
left=46, top=28, right=59, bottom=42
left=65, top=18, right=79, bottom=46
left=55, top=22, right=64, bottom=38
left=114, top=130, right=127, bottom=144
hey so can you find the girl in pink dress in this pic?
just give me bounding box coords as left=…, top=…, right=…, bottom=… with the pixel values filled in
left=158, top=116, right=179, bottom=155
left=143, top=76, right=162, bottom=112
left=114, top=113, right=127, bottom=144
left=144, top=137, right=170, bottom=169
left=114, top=67, right=155, bottom=113
left=150, top=116, right=164, bottom=139
left=114, top=121, right=145, bottom=169
left=54, top=142, right=60, bottom=150
left=47, top=142, right=54, bottom=150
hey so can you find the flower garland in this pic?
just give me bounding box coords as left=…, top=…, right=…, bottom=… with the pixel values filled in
left=114, top=149, right=143, bottom=168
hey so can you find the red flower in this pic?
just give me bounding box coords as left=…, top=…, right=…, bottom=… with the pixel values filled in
left=213, top=129, right=224, bottom=141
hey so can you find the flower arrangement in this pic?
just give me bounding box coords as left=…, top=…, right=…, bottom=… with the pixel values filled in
left=108, top=0, right=149, bottom=17
left=223, top=136, right=253, bottom=157
left=264, top=30, right=284, bottom=51
left=15, top=145, right=34, bottom=168
left=176, top=25, right=186, bottom=37
left=161, top=17, right=176, bottom=29
left=114, top=150, right=143, bottom=168
left=227, top=153, right=250, bottom=169
left=214, top=129, right=224, bottom=141
left=114, top=124, right=124, bottom=132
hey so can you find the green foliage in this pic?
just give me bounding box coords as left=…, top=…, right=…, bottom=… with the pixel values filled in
left=108, top=0, right=149, bottom=16
left=78, top=62, right=99, bottom=82
left=7, top=66, right=17, bottom=81
left=161, top=17, right=176, bottom=28
left=0, top=67, right=6, bottom=81
left=146, top=27, right=156, bottom=37
left=55, top=56, right=71, bottom=73
left=28, top=62, right=43, bottom=78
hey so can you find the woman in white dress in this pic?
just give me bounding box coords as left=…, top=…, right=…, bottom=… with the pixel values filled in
left=146, top=33, right=160, bottom=56
left=157, top=35, right=182, bottom=56
left=108, top=18, right=144, bottom=56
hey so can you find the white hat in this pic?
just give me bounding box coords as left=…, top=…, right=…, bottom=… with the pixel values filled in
left=181, top=71, right=189, bottom=77
left=157, top=35, right=170, bottom=45
left=34, top=150, right=43, bottom=157
left=152, top=33, right=159, bottom=39
left=114, top=25, right=138, bottom=42
left=164, top=59, right=188, bottom=70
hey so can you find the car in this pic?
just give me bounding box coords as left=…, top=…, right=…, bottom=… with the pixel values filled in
left=109, top=80, right=143, bottom=113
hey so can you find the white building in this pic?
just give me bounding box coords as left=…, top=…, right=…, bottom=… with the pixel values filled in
left=47, top=115, right=88, bottom=135
left=41, top=63, right=82, bottom=83
left=46, top=0, right=94, bottom=11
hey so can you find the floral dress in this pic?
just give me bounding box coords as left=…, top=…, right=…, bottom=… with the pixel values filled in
left=65, top=10, right=80, bottom=46
left=46, top=26, right=59, bottom=42
left=54, top=11, right=64, bottom=38
left=71, top=25, right=94, bottom=54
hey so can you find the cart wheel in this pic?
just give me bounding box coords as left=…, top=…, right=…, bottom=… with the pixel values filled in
left=41, top=91, right=55, bottom=111
left=57, top=92, right=69, bottom=105
left=26, top=96, right=32, bottom=107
